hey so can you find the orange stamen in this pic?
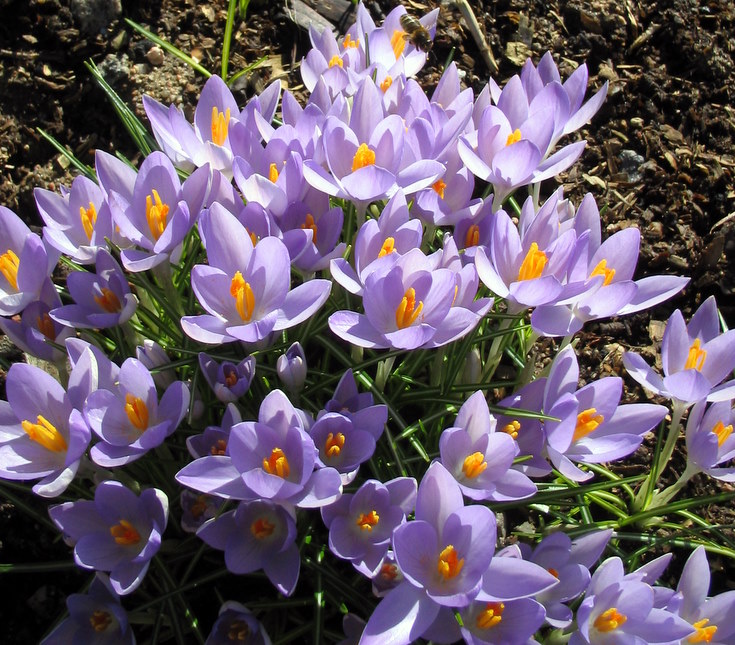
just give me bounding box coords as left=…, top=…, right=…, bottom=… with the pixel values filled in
left=21, top=415, right=67, bottom=452
left=395, top=287, right=423, bottom=329
left=356, top=510, right=380, bottom=531
left=572, top=407, right=604, bottom=442
left=145, top=189, right=169, bottom=241
left=211, top=106, right=231, bottom=146
left=230, top=271, right=255, bottom=322
left=517, top=242, right=547, bottom=281
left=263, top=448, right=290, bottom=478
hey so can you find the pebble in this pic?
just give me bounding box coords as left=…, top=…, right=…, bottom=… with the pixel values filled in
left=618, top=149, right=646, bottom=183
left=146, top=46, right=165, bottom=67
left=70, top=0, right=122, bottom=36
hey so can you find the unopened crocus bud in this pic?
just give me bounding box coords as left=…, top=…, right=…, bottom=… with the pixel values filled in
left=277, top=342, right=307, bottom=393
left=137, top=339, right=176, bottom=389
left=199, top=353, right=256, bottom=403
left=461, top=347, right=482, bottom=385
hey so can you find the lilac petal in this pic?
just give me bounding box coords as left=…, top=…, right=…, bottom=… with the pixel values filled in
left=623, top=351, right=666, bottom=395
left=618, top=275, right=690, bottom=315
left=341, top=166, right=396, bottom=202
left=328, top=311, right=386, bottom=349
left=415, top=461, right=463, bottom=530
left=274, top=279, right=331, bottom=331
left=175, top=456, right=249, bottom=498
left=533, top=141, right=586, bottom=182
left=479, top=557, right=558, bottom=600
left=263, top=542, right=301, bottom=596
left=303, top=161, right=341, bottom=196
left=663, top=370, right=712, bottom=403
left=396, top=160, right=445, bottom=194
left=180, top=315, right=232, bottom=344
left=196, top=512, right=237, bottom=550
left=290, top=467, right=343, bottom=508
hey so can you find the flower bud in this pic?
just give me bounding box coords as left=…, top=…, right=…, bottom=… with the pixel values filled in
left=277, top=342, right=307, bottom=393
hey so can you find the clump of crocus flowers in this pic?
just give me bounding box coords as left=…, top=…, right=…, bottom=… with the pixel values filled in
left=1, top=2, right=733, bottom=643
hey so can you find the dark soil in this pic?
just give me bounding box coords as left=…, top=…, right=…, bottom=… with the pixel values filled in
left=1, top=0, right=734, bottom=642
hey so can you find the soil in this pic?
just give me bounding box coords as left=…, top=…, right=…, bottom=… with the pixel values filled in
left=0, top=0, right=734, bottom=643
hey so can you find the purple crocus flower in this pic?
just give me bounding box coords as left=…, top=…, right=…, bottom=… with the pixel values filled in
left=85, top=357, right=190, bottom=467
left=199, top=352, right=256, bottom=403
left=39, top=573, right=135, bottom=645
left=48, top=480, right=168, bottom=595
left=667, top=546, right=735, bottom=644
left=180, top=489, right=225, bottom=534
left=35, top=174, right=113, bottom=265
left=277, top=342, right=307, bottom=393
left=176, top=389, right=342, bottom=508
left=322, top=477, right=416, bottom=576
left=205, top=601, right=272, bottom=645
left=439, top=390, right=536, bottom=501
left=66, top=338, right=120, bottom=412
left=0, top=205, right=56, bottom=316
left=459, top=597, right=545, bottom=645
left=0, top=362, right=90, bottom=497
left=197, top=499, right=300, bottom=596
left=371, top=550, right=405, bottom=597
left=685, top=398, right=735, bottom=481
left=186, top=403, right=241, bottom=459
left=623, top=295, right=735, bottom=405
left=136, top=339, right=177, bottom=390
left=50, top=249, right=138, bottom=329
left=181, top=203, right=331, bottom=345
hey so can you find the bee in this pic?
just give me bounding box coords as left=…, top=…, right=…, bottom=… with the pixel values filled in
left=399, top=12, right=433, bottom=53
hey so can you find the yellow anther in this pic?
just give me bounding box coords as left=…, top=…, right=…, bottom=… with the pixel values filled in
left=263, top=447, right=290, bottom=478
left=210, top=106, right=231, bottom=146
left=189, top=495, right=210, bottom=520
left=593, top=607, right=627, bottom=633
left=688, top=618, right=717, bottom=643
left=245, top=228, right=258, bottom=247
left=342, top=33, right=359, bottom=49
left=80, top=201, right=98, bottom=241
left=378, top=237, right=395, bottom=258
left=476, top=602, right=505, bottom=630
left=125, top=393, right=149, bottom=431
left=228, top=620, right=251, bottom=641
left=502, top=420, right=520, bottom=440
left=145, top=189, right=169, bottom=241
left=395, top=287, right=423, bottom=329
left=712, top=421, right=733, bottom=447
left=684, top=338, right=707, bottom=371
left=0, top=249, right=20, bottom=290
left=391, top=28, right=407, bottom=58
left=437, top=544, right=464, bottom=580
left=517, top=242, right=547, bottom=281
left=356, top=510, right=380, bottom=531
left=94, top=287, right=122, bottom=313
left=505, top=128, right=522, bottom=146
left=572, top=407, right=604, bottom=442
left=352, top=143, right=376, bottom=172
left=230, top=271, right=256, bottom=322
left=89, top=610, right=113, bottom=632
left=268, top=162, right=279, bottom=183
left=325, top=432, right=346, bottom=458
left=462, top=452, right=488, bottom=479
left=210, top=439, right=228, bottom=456
left=328, top=54, right=344, bottom=68
left=432, top=178, right=446, bottom=199
left=251, top=517, right=275, bottom=539
left=224, top=371, right=238, bottom=388
left=548, top=567, right=559, bottom=578
left=21, top=415, right=67, bottom=452
left=380, top=75, right=393, bottom=92
left=589, top=258, right=616, bottom=286
left=36, top=312, right=55, bottom=340
left=465, top=224, right=480, bottom=248
left=110, top=519, right=141, bottom=546
left=380, top=563, right=399, bottom=580
left=302, top=213, right=318, bottom=244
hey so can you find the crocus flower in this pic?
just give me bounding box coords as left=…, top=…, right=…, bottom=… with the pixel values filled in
left=197, top=499, right=300, bottom=596
left=48, top=480, right=168, bottom=595
left=50, top=249, right=138, bottom=329
left=310, top=412, right=378, bottom=485
left=205, top=601, right=272, bottom=645
left=199, top=352, right=256, bottom=403
left=39, top=573, right=135, bottom=645
left=0, top=205, right=56, bottom=316
left=277, top=342, right=307, bottom=393
left=684, top=398, right=735, bottom=481
left=180, top=490, right=225, bottom=534
left=186, top=403, right=242, bottom=459
left=623, top=295, right=735, bottom=405
left=0, top=362, right=90, bottom=497
left=321, top=369, right=388, bottom=441
left=459, top=597, right=545, bottom=645
left=136, top=339, right=177, bottom=390
left=176, top=389, right=342, bottom=509
left=85, top=357, right=190, bottom=467
left=65, top=338, right=121, bottom=412
left=181, top=203, right=331, bottom=345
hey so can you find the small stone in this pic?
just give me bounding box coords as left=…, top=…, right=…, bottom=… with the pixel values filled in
left=70, top=0, right=122, bottom=36
left=146, top=46, right=165, bottom=67
left=618, top=149, right=645, bottom=183
left=98, top=53, right=130, bottom=85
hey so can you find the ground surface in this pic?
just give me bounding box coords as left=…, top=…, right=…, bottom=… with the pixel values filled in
left=1, top=0, right=734, bottom=642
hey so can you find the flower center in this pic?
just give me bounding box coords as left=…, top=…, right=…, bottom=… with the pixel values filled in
left=593, top=607, right=627, bottom=633
left=228, top=619, right=250, bottom=641
left=684, top=338, right=707, bottom=371
left=301, top=213, right=318, bottom=244
left=210, top=439, right=228, bottom=456
left=342, top=33, right=359, bottom=49
left=230, top=271, right=255, bottom=322
left=251, top=517, right=276, bottom=539
left=94, top=287, right=122, bottom=313
left=380, top=75, right=393, bottom=92
left=0, top=249, right=20, bottom=290
left=145, top=188, right=169, bottom=241
left=269, top=162, right=279, bottom=183
left=548, top=567, right=559, bottom=578
left=378, top=237, right=395, bottom=258
left=324, top=432, right=346, bottom=458
left=263, top=447, right=290, bottom=478
left=712, top=421, right=733, bottom=447
left=21, top=415, right=67, bottom=452
left=328, top=54, right=343, bottom=68
left=688, top=618, right=717, bottom=643
left=502, top=420, right=520, bottom=439
left=464, top=224, right=480, bottom=248
left=432, top=178, right=446, bottom=199
left=125, top=393, right=149, bottom=431
left=110, top=519, right=141, bottom=546
left=395, top=287, right=423, bottom=329
left=572, top=407, right=604, bottom=442
left=506, top=128, right=522, bottom=146
left=224, top=367, right=238, bottom=388
left=437, top=545, right=464, bottom=580
left=476, top=602, right=505, bottom=630
left=589, top=258, right=616, bottom=286
left=190, top=495, right=210, bottom=519
left=36, top=312, right=55, bottom=340
left=462, top=452, right=488, bottom=479
left=517, top=242, right=547, bottom=281
left=356, top=510, right=380, bottom=531
left=352, top=143, right=376, bottom=172
left=391, top=29, right=407, bottom=59
left=380, top=563, right=399, bottom=580
left=79, top=201, right=98, bottom=241
left=210, top=106, right=231, bottom=146
left=89, top=610, right=113, bottom=632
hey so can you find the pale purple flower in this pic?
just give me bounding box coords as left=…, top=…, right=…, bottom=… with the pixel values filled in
left=623, top=296, right=735, bottom=405
left=48, top=480, right=168, bottom=595
left=371, top=550, right=404, bottom=597
left=180, top=490, right=224, bottom=534
left=50, top=249, right=138, bottom=329
left=181, top=203, right=331, bottom=345
left=0, top=362, right=90, bottom=497
left=321, top=369, right=388, bottom=441
left=685, top=398, right=735, bottom=481
left=66, top=338, right=120, bottom=411
left=40, top=573, right=135, bottom=645
left=277, top=342, right=307, bottom=393
left=197, top=499, right=300, bottom=596
left=459, top=598, right=545, bottom=645
left=85, top=357, right=190, bottom=467
left=0, top=205, right=56, bottom=316
left=199, top=352, right=256, bottom=403
left=300, top=22, right=365, bottom=96
left=205, top=601, right=272, bottom=645
left=176, top=389, right=342, bottom=508
left=186, top=403, right=241, bottom=459
left=309, top=412, right=378, bottom=484
left=136, top=339, right=177, bottom=390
